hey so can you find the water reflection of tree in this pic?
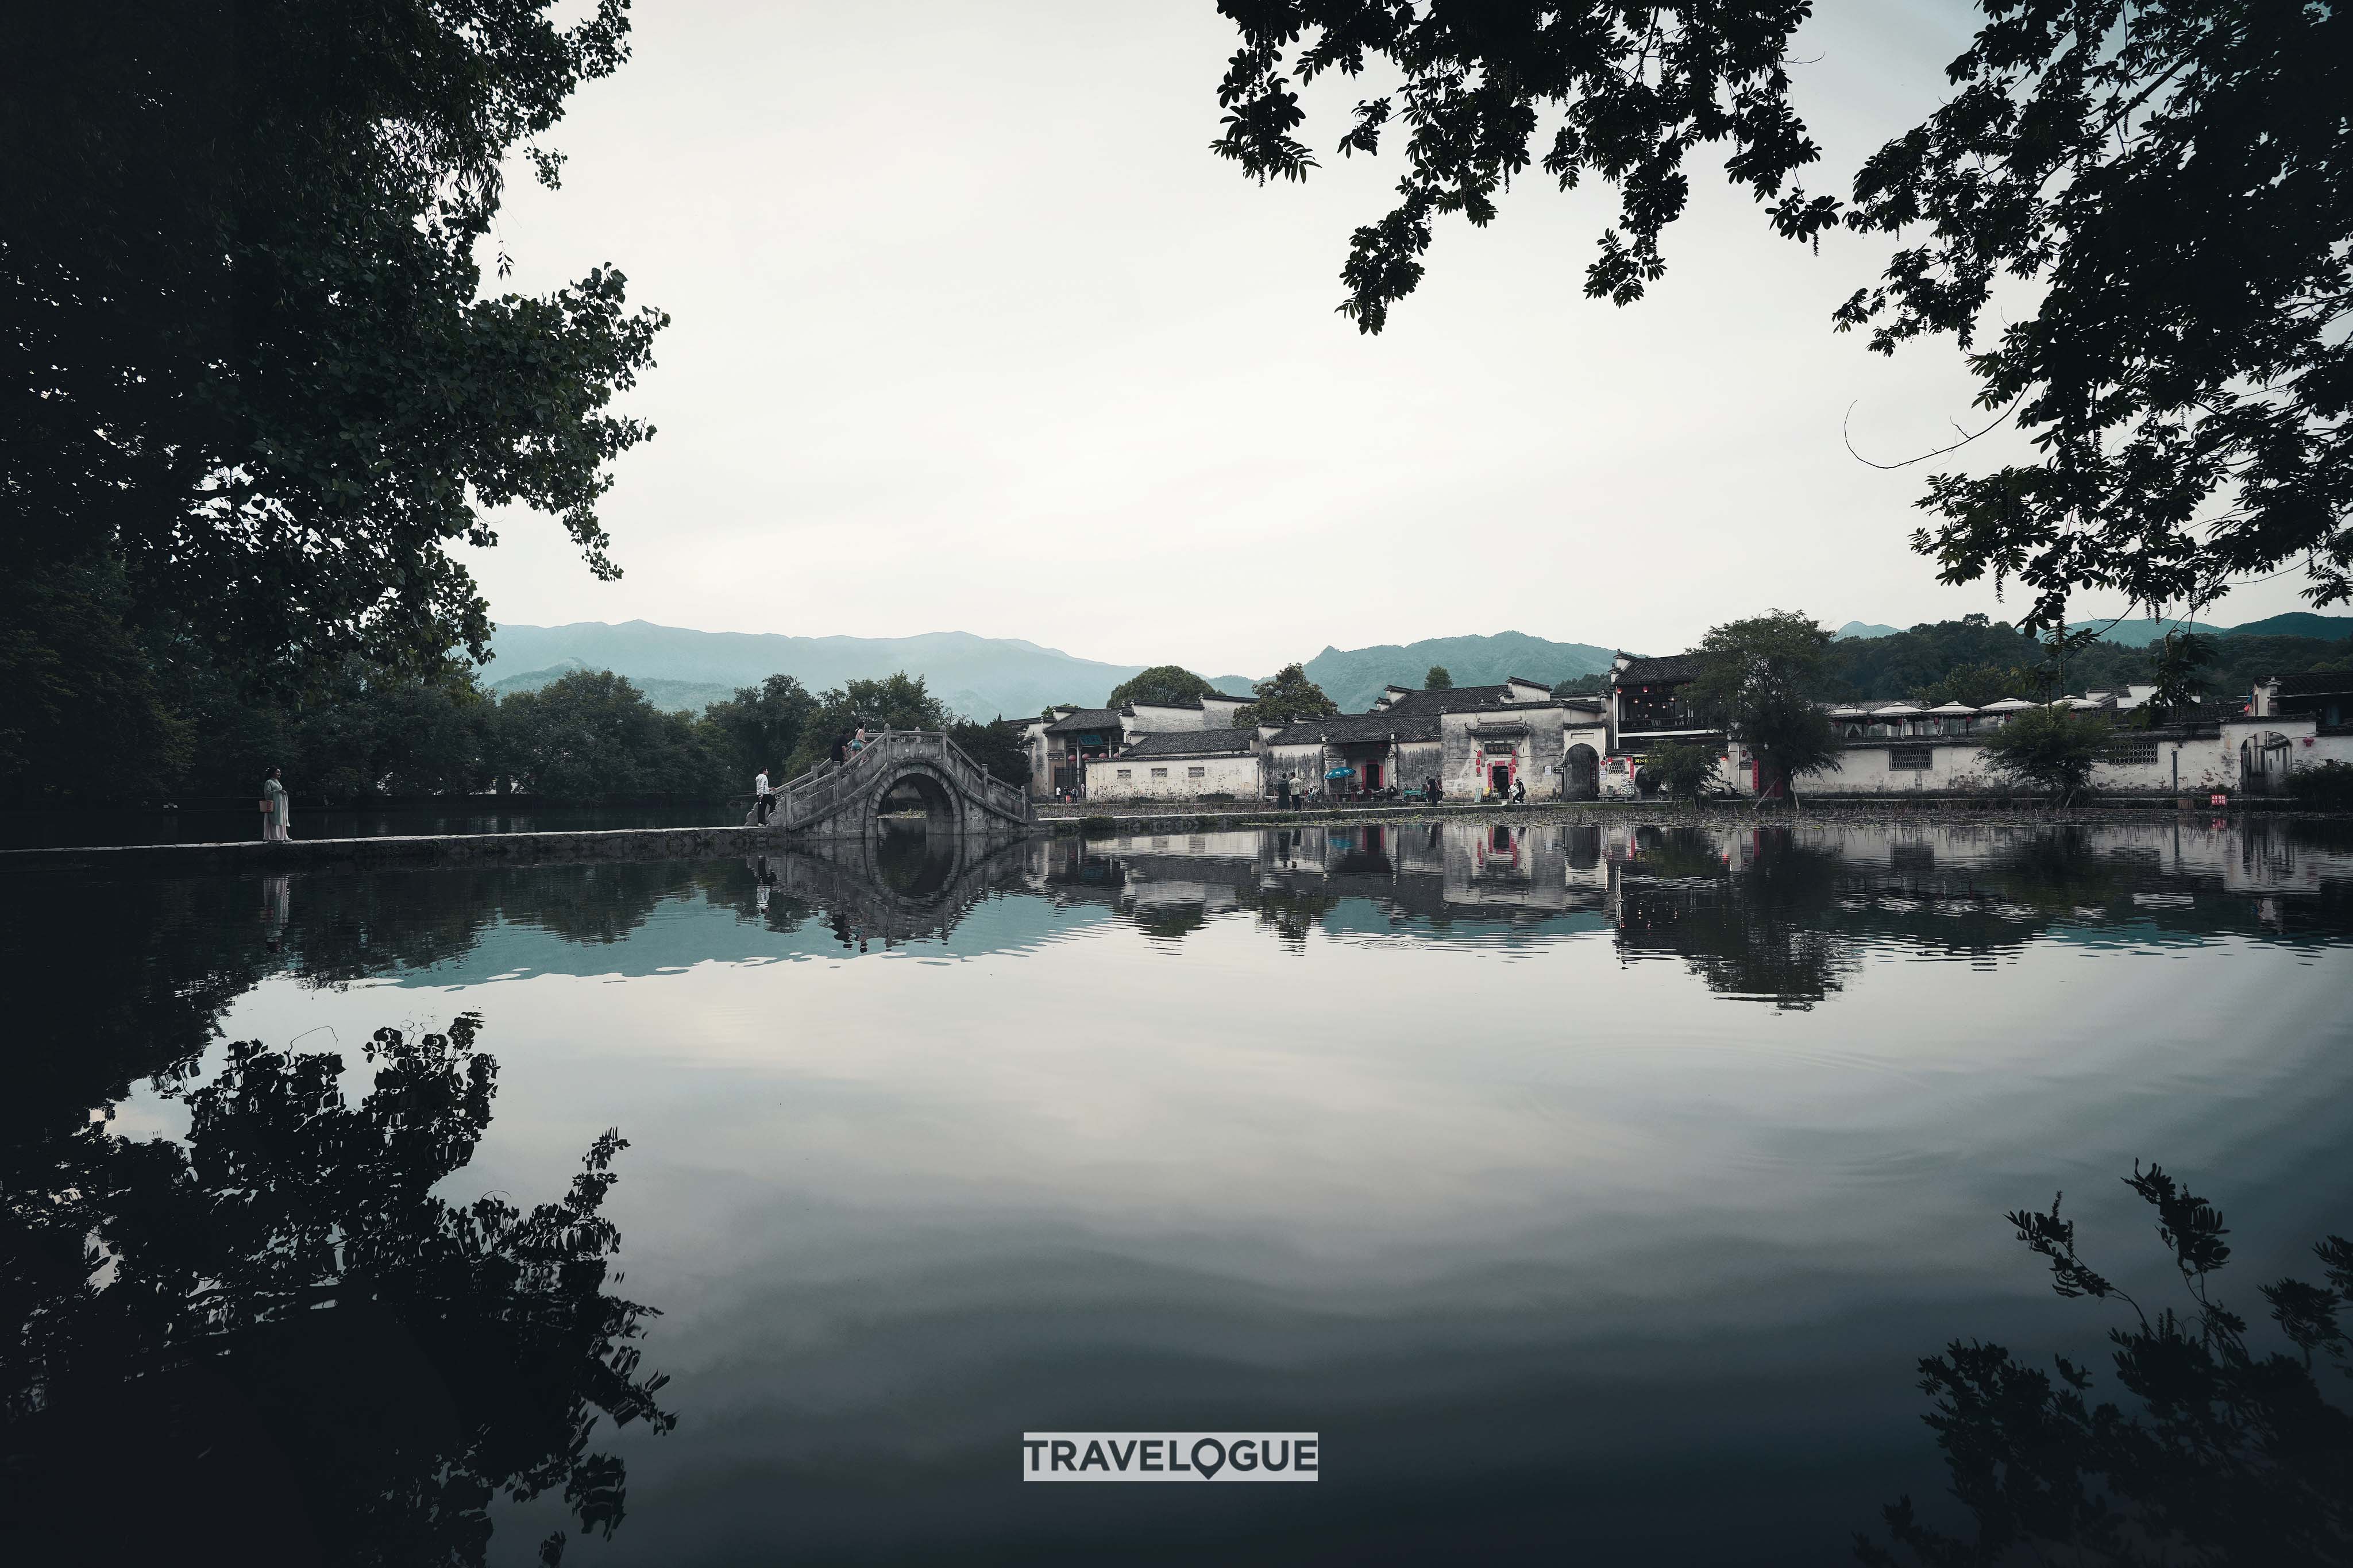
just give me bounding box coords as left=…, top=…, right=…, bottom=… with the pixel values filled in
left=1242, top=885, right=1341, bottom=948
left=0, top=1014, right=671, bottom=1564
left=1861, top=1166, right=2352, bottom=1566
left=1615, top=829, right=1855, bottom=1009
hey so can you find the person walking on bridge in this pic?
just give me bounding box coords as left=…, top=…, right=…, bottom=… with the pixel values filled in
left=830, top=731, right=850, bottom=767
left=754, top=765, right=774, bottom=824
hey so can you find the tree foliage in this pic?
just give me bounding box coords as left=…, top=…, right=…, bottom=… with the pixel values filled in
left=785, top=674, right=951, bottom=777
left=1235, top=662, right=1341, bottom=727
left=1208, top=1, right=1835, bottom=331
left=1845, top=1, right=2353, bottom=628
left=1210, top=1, right=2353, bottom=620
left=1644, top=739, right=1721, bottom=802
left=947, top=717, right=1033, bottom=788
left=1106, top=665, right=1223, bottom=709
left=702, top=674, right=818, bottom=785
left=1424, top=665, right=1453, bottom=690
left=1689, top=611, right=1842, bottom=804
left=1980, top=705, right=2114, bottom=803
left=3, top=0, right=665, bottom=694
left=1860, top=1164, right=2353, bottom=1567
left=488, top=670, right=723, bottom=800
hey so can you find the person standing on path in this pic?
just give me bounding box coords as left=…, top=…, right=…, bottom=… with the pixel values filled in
left=754, top=766, right=773, bottom=824
left=261, top=767, right=291, bottom=841
left=1275, top=773, right=1291, bottom=811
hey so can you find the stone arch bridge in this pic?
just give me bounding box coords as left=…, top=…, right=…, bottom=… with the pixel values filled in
left=750, top=729, right=1037, bottom=837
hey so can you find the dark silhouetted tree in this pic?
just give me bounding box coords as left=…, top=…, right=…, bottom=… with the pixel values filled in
left=5, top=1, right=667, bottom=691
left=1209, top=2, right=2353, bottom=623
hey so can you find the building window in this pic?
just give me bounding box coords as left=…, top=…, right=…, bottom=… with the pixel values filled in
left=1188, top=766, right=1206, bottom=778
left=1151, top=767, right=1168, bottom=779
left=1889, top=747, right=1934, bottom=771
left=2103, top=740, right=2160, bottom=767
left=1117, top=768, right=1131, bottom=779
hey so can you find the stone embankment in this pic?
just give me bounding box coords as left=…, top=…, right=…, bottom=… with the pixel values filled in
left=0, top=824, right=803, bottom=875
left=1037, top=795, right=2330, bottom=836
left=2, top=794, right=2336, bottom=876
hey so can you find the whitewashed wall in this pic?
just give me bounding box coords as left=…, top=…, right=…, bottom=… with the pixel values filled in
left=1085, top=752, right=1263, bottom=802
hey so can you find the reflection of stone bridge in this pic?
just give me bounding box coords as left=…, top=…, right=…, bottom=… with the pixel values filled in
left=750, top=729, right=1037, bottom=837
left=752, top=833, right=1040, bottom=945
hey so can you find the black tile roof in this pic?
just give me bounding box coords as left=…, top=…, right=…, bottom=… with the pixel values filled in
left=1617, top=653, right=1704, bottom=685
left=1117, top=729, right=1257, bottom=759
left=1204, top=691, right=1253, bottom=704
left=1381, top=684, right=1561, bottom=716
left=1267, top=712, right=1442, bottom=745
left=1044, top=707, right=1123, bottom=735
left=2272, top=670, right=2353, bottom=697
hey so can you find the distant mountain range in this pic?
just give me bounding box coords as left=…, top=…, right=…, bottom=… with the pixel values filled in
left=480, top=623, right=1209, bottom=721
left=488, top=659, right=738, bottom=714
left=1298, top=633, right=1618, bottom=712
left=481, top=621, right=1619, bottom=720
left=1835, top=612, right=2350, bottom=647
left=484, top=613, right=2350, bottom=721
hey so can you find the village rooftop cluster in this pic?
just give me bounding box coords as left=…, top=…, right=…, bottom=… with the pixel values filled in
left=1021, top=655, right=2353, bottom=805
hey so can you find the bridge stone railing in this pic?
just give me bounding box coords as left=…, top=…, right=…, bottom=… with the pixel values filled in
left=765, top=729, right=1035, bottom=835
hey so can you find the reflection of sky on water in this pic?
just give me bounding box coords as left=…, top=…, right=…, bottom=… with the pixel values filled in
left=45, top=820, right=2353, bottom=1563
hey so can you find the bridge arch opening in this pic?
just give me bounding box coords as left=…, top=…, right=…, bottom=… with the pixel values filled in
left=875, top=768, right=961, bottom=831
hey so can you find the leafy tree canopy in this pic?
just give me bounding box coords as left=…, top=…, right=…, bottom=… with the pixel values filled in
left=1106, top=665, right=1222, bottom=709
left=703, top=674, right=817, bottom=785
left=1424, top=665, right=1453, bottom=690
left=1210, top=1, right=2353, bottom=624
left=489, top=670, right=722, bottom=800
left=1979, top=705, right=2114, bottom=803
left=1644, top=739, right=1721, bottom=803
left=1688, top=611, right=1842, bottom=803
left=1236, top=662, right=1340, bottom=727
left=3, top=0, right=666, bottom=690
left=947, top=717, right=1032, bottom=789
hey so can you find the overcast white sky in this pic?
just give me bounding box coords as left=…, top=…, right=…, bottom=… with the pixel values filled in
left=463, top=1, right=2311, bottom=674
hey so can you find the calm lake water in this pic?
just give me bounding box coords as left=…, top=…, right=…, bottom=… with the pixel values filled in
left=7, top=818, right=2351, bottom=1564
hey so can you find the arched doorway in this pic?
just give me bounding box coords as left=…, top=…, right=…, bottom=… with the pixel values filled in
left=2240, top=732, right=2294, bottom=794
left=1564, top=743, right=1600, bottom=801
